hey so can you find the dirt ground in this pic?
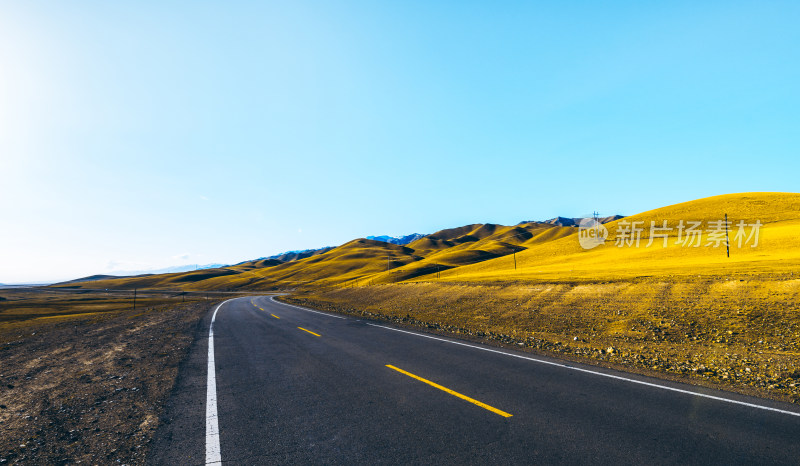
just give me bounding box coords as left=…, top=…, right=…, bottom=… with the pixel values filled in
left=0, top=291, right=212, bottom=465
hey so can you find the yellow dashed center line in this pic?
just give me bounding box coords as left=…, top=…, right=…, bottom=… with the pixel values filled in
left=297, top=327, right=321, bottom=337
left=271, top=314, right=280, bottom=319
left=385, top=364, right=513, bottom=418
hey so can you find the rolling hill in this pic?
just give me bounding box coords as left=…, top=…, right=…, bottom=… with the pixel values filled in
left=52, top=193, right=799, bottom=291
left=283, top=193, right=800, bottom=408
left=366, top=234, right=425, bottom=245
left=440, top=192, right=800, bottom=283
left=262, top=247, right=334, bottom=262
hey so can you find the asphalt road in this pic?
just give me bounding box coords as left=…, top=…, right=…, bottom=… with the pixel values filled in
left=148, top=296, right=800, bottom=465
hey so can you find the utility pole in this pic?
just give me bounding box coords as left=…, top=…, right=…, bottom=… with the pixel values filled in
left=387, top=255, right=390, bottom=272
left=437, top=264, right=440, bottom=279
left=724, top=213, right=730, bottom=258
left=593, top=211, right=601, bottom=239
left=133, top=288, right=137, bottom=311
left=513, top=251, right=517, bottom=270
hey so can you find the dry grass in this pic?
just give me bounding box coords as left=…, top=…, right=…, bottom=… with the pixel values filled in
left=54, top=223, right=575, bottom=291
left=0, top=289, right=207, bottom=328
left=56, top=192, right=800, bottom=291
left=435, top=192, right=800, bottom=283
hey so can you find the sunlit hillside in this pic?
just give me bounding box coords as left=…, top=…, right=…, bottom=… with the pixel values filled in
left=222, top=239, right=423, bottom=289
left=54, top=224, right=573, bottom=290
left=436, top=192, right=800, bottom=283
left=287, top=192, right=800, bottom=405
left=367, top=223, right=574, bottom=283
left=54, top=192, right=800, bottom=291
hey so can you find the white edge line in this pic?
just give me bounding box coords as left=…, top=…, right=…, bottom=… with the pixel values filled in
left=206, top=298, right=237, bottom=465
left=267, top=296, right=345, bottom=319
left=262, top=295, right=800, bottom=418
left=364, top=322, right=800, bottom=418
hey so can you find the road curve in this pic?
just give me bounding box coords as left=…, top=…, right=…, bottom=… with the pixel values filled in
left=148, top=296, right=800, bottom=465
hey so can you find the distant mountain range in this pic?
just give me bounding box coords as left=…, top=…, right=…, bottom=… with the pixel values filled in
left=51, top=263, right=231, bottom=286
left=519, top=215, right=624, bottom=227
left=260, top=247, right=335, bottom=263
left=0, top=283, right=55, bottom=287
left=264, top=221, right=621, bottom=265
left=49, top=193, right=800, bottom=292
left=366, top=234, right=425, bottom=245
left=108, top=263, right=227, bottom=277
left=46, top=216, right=623, bottom=284
left=56, top=275, right=131, bottom=285
left=259, top=235, right=423, bottom=262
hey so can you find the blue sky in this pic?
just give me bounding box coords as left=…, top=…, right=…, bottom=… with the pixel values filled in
left=1, top=1, right=798, bottom=283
